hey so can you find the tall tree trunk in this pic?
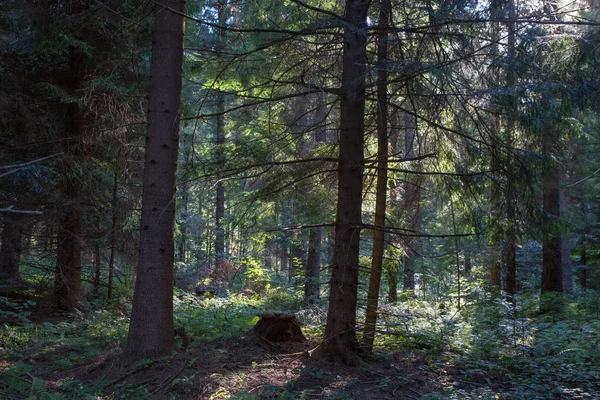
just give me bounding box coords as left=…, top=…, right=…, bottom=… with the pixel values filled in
left=502, top=0, right=517, bottom=303
left=541, top=130, right=563, bottom=295
left=0, top=214, right=24, bottom=283
left=402, top=113, right=421, bottom=294
left=323, top=0, right=369, bottom=366
left=55, top=55, right=84, bottom=310
left=362, top=0, right=390, bottom=352
left=560, top=171, right=573, bottom=294
left=304, top=87, right=328, bottom=303
left=124, top=0, right=185, bottom=361
left=215, top=1, right=227, bottom=281
left=107, top=168, right=118, bottom=300
left=387, top=114, right=400, bottom=303
left=215, top=92, right=226, bottom=280
left=305, top=228, right=321, bottom=303
left=54, top=0, right=88, bottom=309
left=489, top=0, right=502, bottom=295
left=177, top=125, right=192, bottom=264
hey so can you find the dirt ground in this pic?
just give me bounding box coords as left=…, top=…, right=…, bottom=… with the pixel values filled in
left=61, top=334, right=452, bottom=399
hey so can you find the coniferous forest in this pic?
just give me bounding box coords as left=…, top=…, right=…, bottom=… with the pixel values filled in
left=1, top=0, right=600, bottom=398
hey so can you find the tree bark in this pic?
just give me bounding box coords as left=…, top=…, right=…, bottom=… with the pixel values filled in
left=402, top=113, right=421, bottom=294
left=107, top=168, right=118, bottom=300
left=124, top=0, right=185, bottom=361
left=54, top=0, right=87, bottom=309
left=305, top=228, right=321, bottom=303
left=215, top=93, right=226, bottom=280
left=215, top=1, right=227, bottom=281
left=323, top=0, right=369, bottom=366
left=93, top=217, right=101, bottom=294
left=560, top=171, right=573, bottom=294
left=55, top=74, right=84, bottom=310
left=541, top=130, right=563, bottom=295
left=489, top=0, right=502, bottom=295
left=362, top=0, right=390, bottom=352
left=0, top=214, right=24, bottom=283
left=502, top=0, right=517, bottom=303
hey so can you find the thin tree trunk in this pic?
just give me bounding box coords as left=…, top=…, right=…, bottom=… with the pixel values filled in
left=107, top=168, right=118, bottom=300
left=178, top=127, right=191, bottom=264
left=489, top=0, right=502, bottom=295
left=387, top=114, right=400, bottom=303
left=579, top=205, right=589, bottom=289
left=0, top=214, right=24, bottom=283
left=450, top=200, right=461, bottom=310
left=93, top=218, right=101, bottom=294
left=215, top=1, right=227, bottom=281
left=305, top=228, right=321, bottom=303
left=323, top=0, right=369, bottom=366
left=560, top=171, right=573, bottom=294
left=402, top=113, right=421, bottom=294
left=215, top=92, right=226, bottom=280
left=502, top=0, right=517, bottom=303
left=125, top=0, right=185, bottom=361
left=362, top=0, right=390, bottom=352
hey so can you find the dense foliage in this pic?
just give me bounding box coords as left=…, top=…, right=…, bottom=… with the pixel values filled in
left=1, top=0, right=599, bottom=398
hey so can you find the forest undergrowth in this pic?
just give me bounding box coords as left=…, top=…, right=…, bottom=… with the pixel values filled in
left=1, top=269, right=600, bottom=399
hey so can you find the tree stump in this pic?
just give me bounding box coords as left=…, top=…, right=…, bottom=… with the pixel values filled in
left=254, top=313, right=306, bottom=342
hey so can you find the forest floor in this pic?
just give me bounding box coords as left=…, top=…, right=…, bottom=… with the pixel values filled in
left=69, top=335, right=457, bottom=400
left=2, top=282, right=600, bottom=399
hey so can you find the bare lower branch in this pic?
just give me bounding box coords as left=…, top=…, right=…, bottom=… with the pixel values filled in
left=0, top=206, right=44, bottom=215
left=0, top=153, right=63, bottom=178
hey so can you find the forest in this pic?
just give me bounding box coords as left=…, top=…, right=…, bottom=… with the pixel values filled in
left=1, top=0, right=599, bottom=398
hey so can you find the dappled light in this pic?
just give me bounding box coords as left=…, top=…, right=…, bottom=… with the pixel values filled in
left=1, top=0, right=600, bottom=398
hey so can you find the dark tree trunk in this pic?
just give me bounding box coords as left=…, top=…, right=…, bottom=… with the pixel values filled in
left=489, top=0, right=502, bottom=295
left=93, top=218, right=101, bottom=294
left=502, top=0, right=517, bottom=303
left=107, top=168, right=118, bottom=300
left=560, top=171, right=573, bottom=294
left=541, top=130, right=563, bottom=295
left=54, top=3, right=87, bottom=309
left=124, top=0, right=185, bottom=361
left=0, top=214, right=24, bottom=283
left=579, top=206, right=589, bottom=289
left=55, top=191, right=82, bottom=310
left=55, top=99, right=83, bottom=311
left=305, top=228, right=321, bottom=303
left=363, top=0, right=390, bottom=352
left=323, top=0, right=369, bottom=366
